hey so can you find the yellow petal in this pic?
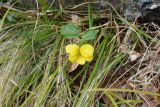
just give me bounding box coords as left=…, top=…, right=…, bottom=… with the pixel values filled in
left=80, top=44, right=94, bottom=58
left=84, top=56, right=93, bottom=62
left=68, top=55, right=78, bottom=62
left=65, top=44, right=80, bottom=56
left=76, top=56, right=86, bottom=65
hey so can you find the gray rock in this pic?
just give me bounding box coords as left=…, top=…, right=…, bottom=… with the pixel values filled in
left=123, top=0, right=160, bottom=24
left=50, top=0, right=160, bottom=24
left=139, top=1, right=160, bottom=24
left=2, top=0, right=160, bottom=24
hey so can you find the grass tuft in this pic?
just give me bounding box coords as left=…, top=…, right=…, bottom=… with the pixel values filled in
left=0, top=2, right=160, bottom=107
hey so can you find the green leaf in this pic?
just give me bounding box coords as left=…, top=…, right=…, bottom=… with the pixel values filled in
left=60, top=23, right=81, bottom=38
left=82, top=29, right=99, bottom=40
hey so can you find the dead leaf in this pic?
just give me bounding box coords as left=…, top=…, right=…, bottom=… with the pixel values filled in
left=69, top=62, right=79, bottom=72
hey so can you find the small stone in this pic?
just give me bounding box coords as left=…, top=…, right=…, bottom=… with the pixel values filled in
left=120, top=104, right=127, bottom=107
left=129, top=51, right=141, bottom=62
left=71, top=14, right=79, bottom=24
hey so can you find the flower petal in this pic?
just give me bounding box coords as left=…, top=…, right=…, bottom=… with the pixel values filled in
left=76, top=56, right=86, bottom=65
left=80, top=44, right=94, bottom=58
left=84, top=56, right=93, bottom=62
left=65, top=44, right=80, bottom=56
left=68, top=55, right=78, bottom=62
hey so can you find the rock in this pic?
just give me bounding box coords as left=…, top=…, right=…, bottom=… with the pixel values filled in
left=123, top=0, right=160, bottom=24
left=140, top=1, right=160, bottom=24
left=1, top=0, right=160, bottom=24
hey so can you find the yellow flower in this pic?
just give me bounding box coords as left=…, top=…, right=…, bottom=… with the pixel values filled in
left=65, top=44, right=94, bottom=65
